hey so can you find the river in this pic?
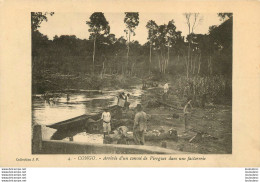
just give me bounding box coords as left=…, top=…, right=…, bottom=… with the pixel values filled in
left=32, top=85, right=144, bottom=143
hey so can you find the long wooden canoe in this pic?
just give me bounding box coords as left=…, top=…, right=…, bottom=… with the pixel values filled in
left=46, top=105, right=121, bottom=130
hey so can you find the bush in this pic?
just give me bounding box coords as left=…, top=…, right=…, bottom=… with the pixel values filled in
left=175, top=75, right=232, bottom=105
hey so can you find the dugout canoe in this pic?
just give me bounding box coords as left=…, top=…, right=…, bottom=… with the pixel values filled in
left=46, top=105, right=121, bottom=130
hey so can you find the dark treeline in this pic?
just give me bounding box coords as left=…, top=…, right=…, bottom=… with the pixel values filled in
left=32, top=32, right=147, bottom=75
left=32, top=12, right=232, bottom=101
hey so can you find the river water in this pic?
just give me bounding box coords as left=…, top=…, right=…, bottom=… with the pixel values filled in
left=32, top=85, right=144, bottom=143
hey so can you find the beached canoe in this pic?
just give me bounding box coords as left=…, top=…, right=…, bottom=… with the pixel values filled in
left=46, top=105, right=121, bottom=130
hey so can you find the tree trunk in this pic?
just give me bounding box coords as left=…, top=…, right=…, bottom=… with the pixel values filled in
left=165, top=58, right=167, bottom=74
left=122, top=62, right=124, bottom=75
left=186, top=56, right=189, bottom=78
left=207, top=57, right=210, bottom=75
left=192, top=56, right=196, bottom=74
left=166, top=43, right=170, bottom=73
left=126, top=31, right=131, bottom=75
left=131, top=62, right=135, bottom=76
left=210, top=56, right=213, bottom=75
left=160, top=50, right=164, bottom=74
left=187, top=42, right=191, bottom=78
left=101, top=61, right=105, bottom=79
left=164, top=57, right=167, bottom=74
left=208, top=55, right=212, bottom=76
left=167, top=44, right=170, bottom=61
left=190, top=52, right=193, bottom=75
left=158, top=57, right=161, bottom=73
left=92, top=36, right=96, bottom=75
left=198, top=52, right=201, bottom=74
left=149, top=42, right=152, bottom=75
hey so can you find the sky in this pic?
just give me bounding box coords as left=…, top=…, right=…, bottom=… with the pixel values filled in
left=39, top=12, right=223, bottom=45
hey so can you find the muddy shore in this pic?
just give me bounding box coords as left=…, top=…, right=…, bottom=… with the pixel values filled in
left=137, top=84, right=232, bottom=154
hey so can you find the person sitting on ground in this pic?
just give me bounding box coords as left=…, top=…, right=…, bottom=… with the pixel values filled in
left=116, top=126, right=129, bottom=145
left=133, top=104, right=147, bottom=145
left=101, top=108, right=111, bottom=138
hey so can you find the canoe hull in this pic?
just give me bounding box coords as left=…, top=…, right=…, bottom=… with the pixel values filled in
left=46, top=105, right=121, bottom=130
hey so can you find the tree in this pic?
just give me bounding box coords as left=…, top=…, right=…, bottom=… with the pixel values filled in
left=107, top=34, right=117, bottom=44
left=146, top=20, right=158, bottom=75
left=218, top=13, right=233, bottom=21
left=31, top=12, right=54, bottom=73
left=31, top=12, right=54, bottom=32
left=115, top=36, right=127, bottom=74
left=187, top=33, right=209, bottom=75
left=124, top=12, right=139, bottom=74
left=150, top=20, right=177, bottom=75
left=86, top=12, right=110, bottom=74
left=165, top=20, right=177, bottom=72
left=154, top=24, right=168, bottom=74
left=174, top=31, right=185, bottom=63
left=209, top=16, right=232, bottom=76
left=184, top=13, right=203, bottom=78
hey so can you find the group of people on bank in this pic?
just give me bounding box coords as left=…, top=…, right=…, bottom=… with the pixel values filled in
left=117, top=92, right=130, bottom=109
left=101, top=91, right=148, bottom=145
left=101, top=103, right=147, bottom=145
left=101, top=82, right=171, bottom=145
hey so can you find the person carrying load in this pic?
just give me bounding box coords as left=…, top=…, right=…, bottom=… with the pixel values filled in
left=124, top=93, right=130, bottom=109
left=117, top=92, right=126, bottom=107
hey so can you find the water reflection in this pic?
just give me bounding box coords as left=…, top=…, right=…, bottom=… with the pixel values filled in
left=64, top=133, right=104, bottom=144
left=32, top=85, right=144, bottom=142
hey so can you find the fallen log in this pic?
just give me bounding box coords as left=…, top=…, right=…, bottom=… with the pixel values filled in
left=48, top=89, right=103, bottom=94
left=147, top=100, right=161, bottom=108
left=156, top=100, right=182, bottom=110
left=189, top=128, right=218, bottom=140
left=106, top=128, right=178, bottom=144
left=188, top=128, right=218, bottom=143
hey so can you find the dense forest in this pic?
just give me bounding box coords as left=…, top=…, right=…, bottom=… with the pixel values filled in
left=32, top=12, right=232, bottom=104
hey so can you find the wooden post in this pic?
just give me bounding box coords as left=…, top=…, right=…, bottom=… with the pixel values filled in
left=184, top=113, right=188, bottom=132
left=32, top=125, right=42, bottom=154
left=161, top=141, right=167, bottom=148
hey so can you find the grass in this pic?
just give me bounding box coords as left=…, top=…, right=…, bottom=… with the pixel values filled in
left=174, top=75, right=232, bottom=105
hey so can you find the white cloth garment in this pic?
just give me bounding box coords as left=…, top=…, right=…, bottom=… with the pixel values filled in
left=101, top=112, right=111, bottom=123
left=164, top=83, right=169, bottom=93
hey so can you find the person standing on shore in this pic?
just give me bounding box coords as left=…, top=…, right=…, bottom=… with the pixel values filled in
left=163, top=82, right=169, bottom=101
left=117, top=92, right=126, bottom=107
left=164, top=82, right=169, bottom=94
left=66, top=93, right=70, bottom=103
left=133, top=104, right=147, bottom=145
left=124, top=93, right=130, bottom=109
left=101, top=108, right=111, bottom=138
